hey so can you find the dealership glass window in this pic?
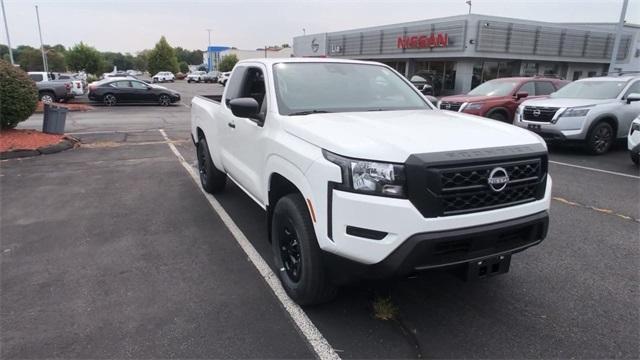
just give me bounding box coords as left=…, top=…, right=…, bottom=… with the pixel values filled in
left=572, top=71, right=583, bottom=81
left=522, top=62, right=538, bottom=76
left=411, top=60, right=456, bottom=95
left=381, top=61, right=406, bottom=75
left=588, top=71, right=597, bottom=77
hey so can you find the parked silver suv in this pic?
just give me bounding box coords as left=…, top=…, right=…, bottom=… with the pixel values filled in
left=514, top=76, right=640, bottom=154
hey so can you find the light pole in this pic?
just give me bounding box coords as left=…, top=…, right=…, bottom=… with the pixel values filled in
left=466, top=0, right=472, bottom=14
left=206, top=28, right=212, bottom=71
left=1, top=0, right=14, bottom=65
left=35, top=5, right=48, bottom=73
left=303, top=28, right=306, bottom=35
left=608, top=0, right=629, bottom=74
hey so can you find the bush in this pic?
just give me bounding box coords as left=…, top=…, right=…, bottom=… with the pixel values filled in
left=0, top=60, right=38, bottom=130
left=218, top=54, right=239, bottom=72
left=86, top=74, right=98, bottom=83
left=178, top=61, right=189, bottom=74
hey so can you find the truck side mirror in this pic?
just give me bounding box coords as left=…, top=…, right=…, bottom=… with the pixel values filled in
left=626, top=93, right=640, bottom=104
left=229, top=97, right=260, bottom=119
left=515, top=92, right=528, bottom=100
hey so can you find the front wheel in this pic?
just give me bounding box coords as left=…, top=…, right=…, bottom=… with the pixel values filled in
left=487, top=111, right=508, bottom=122
left=272, top=194, right=337, bottom=305
left=631, top=151, right=639, bottom=166
left=197, top=137, right=226, bottom=193
left=586, top=122, right=614, bottom=155
left=39, top=92, right=56, bottom=104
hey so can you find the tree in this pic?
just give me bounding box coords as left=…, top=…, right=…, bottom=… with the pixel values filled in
left=147, top=36, right=179, bottom=75
left=46, top=49, right=66, bottom=72
left=0, top=60, right=38, bottom=129
left=179, top=61, right=189, bottom=73
left=16, top=46, right=43, bottom=71
left=66, top=42, right=103, bottom=74
left=175, top=47, right=204, bottom=65
left=218, top=54, right=239, bottom=72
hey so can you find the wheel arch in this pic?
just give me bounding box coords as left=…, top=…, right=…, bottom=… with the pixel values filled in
left=588, top=115, right=619, bottom=138
left=485, top=107, right=510, bottom=121
left=266, top=158, right=316, bottom=244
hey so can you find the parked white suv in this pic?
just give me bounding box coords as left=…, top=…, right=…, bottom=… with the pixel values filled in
left=152, top=71, right=175, bottom=83
left=514, top=76, right=640, bottom=154
left=191, top=58, right=552, bottom=305
left=629, top=116, right=640, bottom=165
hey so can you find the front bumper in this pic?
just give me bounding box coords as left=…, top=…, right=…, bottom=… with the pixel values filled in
left=324, top=210, right=548, bottom=279
left=514, top=112, right=589, bottom=141
left=324, top=176, right=551, bottom=266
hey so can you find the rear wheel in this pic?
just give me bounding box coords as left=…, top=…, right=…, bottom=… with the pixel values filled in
left=39, top=91, right=56, bottom=104
left=159, top=94, right=171, bottom=106
left=586, top=122, right=614, bottom=155
left=103, top=94, right=117, bottom=106
left=196, top=137, right=226, bottom=193
left=272, top=193, right=337, bottom=305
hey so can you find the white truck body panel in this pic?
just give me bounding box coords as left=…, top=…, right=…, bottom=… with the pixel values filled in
left=191, top=58, right=551, bottom=265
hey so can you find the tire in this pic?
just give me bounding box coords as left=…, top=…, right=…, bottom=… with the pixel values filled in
left=487, top=111, right=508, bottom=122
left=158, top=94, right=171, bottom=106
left=272, top=193, right=337, bottom=305
left=196, top=137, right=226, bottom=193
left=187, top=79, right=192, bottom=83
left=586, top=122, right=614, bottom=155
left=631, top=151, right=639, bottom=166
left=39, top=91, right=56, bottom=104
left=103, top=94, right=117, bottom=106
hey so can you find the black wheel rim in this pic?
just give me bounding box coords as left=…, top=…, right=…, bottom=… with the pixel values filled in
left=160, top=96, right=169, bottom=106
left=593, top=126, right=612, bottom=153
left=105, top=95, right=115, bottom=106
left=278, top=217, right=302, bottom=283
left=197, top=144, right=208, bottom=184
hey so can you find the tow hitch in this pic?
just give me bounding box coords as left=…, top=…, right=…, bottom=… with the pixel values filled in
left=465, top=254, right=512, bottom=280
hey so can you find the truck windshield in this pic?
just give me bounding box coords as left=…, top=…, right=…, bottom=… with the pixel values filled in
left=467, top=79, right=519, bottom=97
left=550, top=80, right=627, bottom=99
left=273, top=62, right=430, bottom=115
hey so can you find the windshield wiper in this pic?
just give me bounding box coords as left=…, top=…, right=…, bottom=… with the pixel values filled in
left=288, top=110, right=332, bottom=116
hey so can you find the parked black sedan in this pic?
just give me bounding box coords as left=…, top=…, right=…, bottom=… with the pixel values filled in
left=88, top=78, right=180, bottom=106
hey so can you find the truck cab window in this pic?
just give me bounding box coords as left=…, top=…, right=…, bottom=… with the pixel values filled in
left=240, top=68, right=267, bottom=115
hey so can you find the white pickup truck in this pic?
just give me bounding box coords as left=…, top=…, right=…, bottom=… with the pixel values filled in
left=191, top=58, right=552, bottom=305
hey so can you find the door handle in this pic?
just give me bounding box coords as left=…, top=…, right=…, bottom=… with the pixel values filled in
left=227, top=122, right=236, bottom=128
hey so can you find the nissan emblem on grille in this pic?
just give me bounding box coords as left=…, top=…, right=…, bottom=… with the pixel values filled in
left=487, top=167, right=509, bottom=192
left=533, top=109, right=541, bottom=117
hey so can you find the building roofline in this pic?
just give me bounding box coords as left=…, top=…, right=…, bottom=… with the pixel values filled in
left=294, top=13, right=640, bottom=39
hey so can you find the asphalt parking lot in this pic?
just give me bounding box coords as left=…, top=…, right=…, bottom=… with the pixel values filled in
left=2, top=80, right=639, bottom=359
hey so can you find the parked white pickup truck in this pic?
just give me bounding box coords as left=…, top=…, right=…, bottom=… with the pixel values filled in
left=191, top=58, right=552, bottom=305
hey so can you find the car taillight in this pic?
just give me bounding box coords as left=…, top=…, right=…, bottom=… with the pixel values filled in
left=89, top=85, right=95, bottom=91
left=76, top=83, right=81, bottom=88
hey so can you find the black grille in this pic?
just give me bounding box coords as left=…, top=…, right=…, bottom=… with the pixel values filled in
left=406, top=151, right=548, bottom=218
left=442, top=183, right=538, bottom=215
left=523, top=106, right=559, bottom=122
left=440, top=101, right=463, bottom=112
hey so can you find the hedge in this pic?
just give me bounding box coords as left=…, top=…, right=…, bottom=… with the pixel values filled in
left=1, top=60, right=38, bottom=129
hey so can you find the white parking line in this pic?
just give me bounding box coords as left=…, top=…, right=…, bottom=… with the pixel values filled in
left=549, top=160, right=640, bottom=180
left=158, top=129, right=340, bottom=360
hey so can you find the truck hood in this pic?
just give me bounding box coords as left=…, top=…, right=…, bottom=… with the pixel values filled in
left=283, top=110, right=544, bottom=162
left=522, top=97, right=615, bottom=108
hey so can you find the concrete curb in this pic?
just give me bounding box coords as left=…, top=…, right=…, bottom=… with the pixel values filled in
left=1, top=137, right=78, bottom=160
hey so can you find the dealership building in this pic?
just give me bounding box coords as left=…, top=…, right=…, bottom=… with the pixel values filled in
left=293, top=14, right=640, bottom=95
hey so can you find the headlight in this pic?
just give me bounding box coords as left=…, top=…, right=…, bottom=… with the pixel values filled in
left=437, top=100, right=442, bottom=109
left=561, top=106, right=592, bottom=117
left=631, top=122, right=640, bottom=134
left=516, top=105, right=524, bottom=117
left=464, top=103, right=483, bottom=110
left=323, top=150, right=406, bottom=198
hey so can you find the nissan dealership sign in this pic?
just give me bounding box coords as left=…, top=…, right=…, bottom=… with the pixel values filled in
left=397, top=33, right=449, bottom=49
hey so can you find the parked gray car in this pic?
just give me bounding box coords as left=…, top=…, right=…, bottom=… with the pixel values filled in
left=29, top=72, right=74, bottom=103
left=514, top=76, right=640, bottom=154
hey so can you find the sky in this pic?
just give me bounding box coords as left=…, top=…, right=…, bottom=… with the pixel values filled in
left=2, top=0, right=640, bottom=54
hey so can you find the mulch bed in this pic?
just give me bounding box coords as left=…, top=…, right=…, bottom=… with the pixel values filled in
left=35, top=101, right=94, bottom=113
left=0, top=129, right=77, bottom=159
